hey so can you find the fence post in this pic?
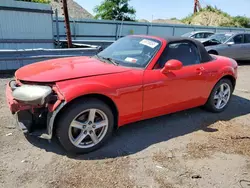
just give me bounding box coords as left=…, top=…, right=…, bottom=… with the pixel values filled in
left=73, top=20, right=76, bottom=40
left=172, top=26, right=175, bottom=36
left=55, top=9, right=60, bottom=43
left=146, top=24, right=149, bottom=35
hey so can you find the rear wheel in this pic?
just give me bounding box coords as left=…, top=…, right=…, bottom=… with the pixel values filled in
left=56, top=99, right=114, bottom=154
left=204, top=79, right=233, bottom=113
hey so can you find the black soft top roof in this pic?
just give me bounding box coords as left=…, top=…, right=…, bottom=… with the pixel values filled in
left=164, top=37, right=213, bottom=63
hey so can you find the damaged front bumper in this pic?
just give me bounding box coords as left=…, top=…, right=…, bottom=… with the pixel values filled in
left=6, top=80, right=66, bottom=139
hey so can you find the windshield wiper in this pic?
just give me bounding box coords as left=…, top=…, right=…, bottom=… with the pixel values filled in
left=95, top=55, right=118, bottom=66
left=103, top=57, right=118, bottom=66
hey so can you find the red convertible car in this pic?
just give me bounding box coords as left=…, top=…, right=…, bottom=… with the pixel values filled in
left=6, top=35, right=238, bottom=153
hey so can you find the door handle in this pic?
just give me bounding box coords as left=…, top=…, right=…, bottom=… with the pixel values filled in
left=196, top=67, right=205, bottom=71
left=196, top=67, right=205, bottom=75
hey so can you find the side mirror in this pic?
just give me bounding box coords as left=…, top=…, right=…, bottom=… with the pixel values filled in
left=161, top=59, right=183, bottom=74
left=227, top=41, right=234, bottom=46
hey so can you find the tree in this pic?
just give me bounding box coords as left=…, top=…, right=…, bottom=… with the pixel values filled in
left=94, top=0, right=136, bottom=21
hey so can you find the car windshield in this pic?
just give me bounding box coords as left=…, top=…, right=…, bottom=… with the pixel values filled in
left=181, top=32, right=194, bottom=37
left=207, top=33, right=233, bottom=43
left=97, top=36, right=161, bottom=68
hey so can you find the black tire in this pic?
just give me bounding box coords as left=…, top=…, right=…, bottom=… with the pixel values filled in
left=56, top=98, right=114, bottom=154
left=204, top=78, right=233, bottom=113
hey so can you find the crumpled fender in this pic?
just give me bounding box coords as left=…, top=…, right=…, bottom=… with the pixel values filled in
left=46, top=78, right=119, bottom=139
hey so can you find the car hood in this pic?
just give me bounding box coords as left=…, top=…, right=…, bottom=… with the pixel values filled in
left=15, top=56, right=130, bottom=82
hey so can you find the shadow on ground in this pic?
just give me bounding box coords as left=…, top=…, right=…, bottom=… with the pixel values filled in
left=0, top=71, right=15, bottom=79
left=237, top=60, right=250, bottom=66
left=26, top=94, right=250, bottom=160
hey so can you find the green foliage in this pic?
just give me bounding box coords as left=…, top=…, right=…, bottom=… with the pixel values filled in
left=181, top=13, right=195, bottom=24
left=202, top=5, right=231, bottom=18
left=232, top=16, right=250, bottom=28
left=16, top=0, right=50, bottom=4
left=181, top=5, right=250, bottom=28
left=170, top=17, right=177, bottom=20
left=94, top=0, right=136, bottom=21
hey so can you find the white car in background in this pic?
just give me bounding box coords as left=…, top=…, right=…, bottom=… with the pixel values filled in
left=202, top=32, right=250, bottom=60
left=182, top=31, right=215, bottom=42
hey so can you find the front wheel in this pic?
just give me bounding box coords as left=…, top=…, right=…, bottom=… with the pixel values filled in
left=204, top=79, right=233, bottom=113
left=56, top=99, right=114, bottom=154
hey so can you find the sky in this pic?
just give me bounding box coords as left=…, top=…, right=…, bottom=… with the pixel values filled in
left=74, top=0, right=250, bottom=20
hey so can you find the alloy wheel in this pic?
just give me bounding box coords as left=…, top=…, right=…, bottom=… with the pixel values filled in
left=213, top=83, right=231, bottom=110
left=68, top=108, right=109, bottom=148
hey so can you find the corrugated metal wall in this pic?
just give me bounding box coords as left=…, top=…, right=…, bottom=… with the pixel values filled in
left=53, top=18, right=250, bottom=41
left=0, top=0, right=54, bottom=49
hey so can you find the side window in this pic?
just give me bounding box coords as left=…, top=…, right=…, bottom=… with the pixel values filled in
left=204, top=33, right=213, bottom=38
left=233, top=34, right=244, bottom=44
left=193, top=33, right=204, bottom=39
left=155, top=42, right=200, bottom=68
left=244, top=34, right=250, bottom=43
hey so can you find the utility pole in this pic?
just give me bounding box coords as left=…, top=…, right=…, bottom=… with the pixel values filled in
left=62, top=0, right=72, bottom=48
left=194, top=0, right=202, bottom=14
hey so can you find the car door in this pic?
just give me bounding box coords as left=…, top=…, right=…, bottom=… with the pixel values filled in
left=220, top=34, right=245, bottom=60
left=142, top=41, right=209, bottom=119
left=243, top=34, right=250, bottom=60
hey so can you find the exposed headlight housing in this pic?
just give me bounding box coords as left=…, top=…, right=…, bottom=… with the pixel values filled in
left=12, top=85, right=52, bottom=105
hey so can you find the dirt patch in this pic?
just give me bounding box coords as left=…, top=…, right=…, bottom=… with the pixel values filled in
left=186, top=122, right=250, bottom=159
left=153, top=176, right=175, bottom=188
left=43, top=157, right=133, bottom=188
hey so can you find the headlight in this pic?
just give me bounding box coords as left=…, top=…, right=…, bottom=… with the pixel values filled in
left=12, top=85, right=52, bottom=105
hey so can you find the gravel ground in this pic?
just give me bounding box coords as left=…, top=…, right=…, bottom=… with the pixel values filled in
left=0, top=64, right=250, bottom=188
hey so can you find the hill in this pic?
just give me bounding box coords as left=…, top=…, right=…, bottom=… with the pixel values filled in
left=139, top=6, right=250, bottom=28
left=182, top=6, right=250, bottom=28
left=50, top=0, right=93, bottom=19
